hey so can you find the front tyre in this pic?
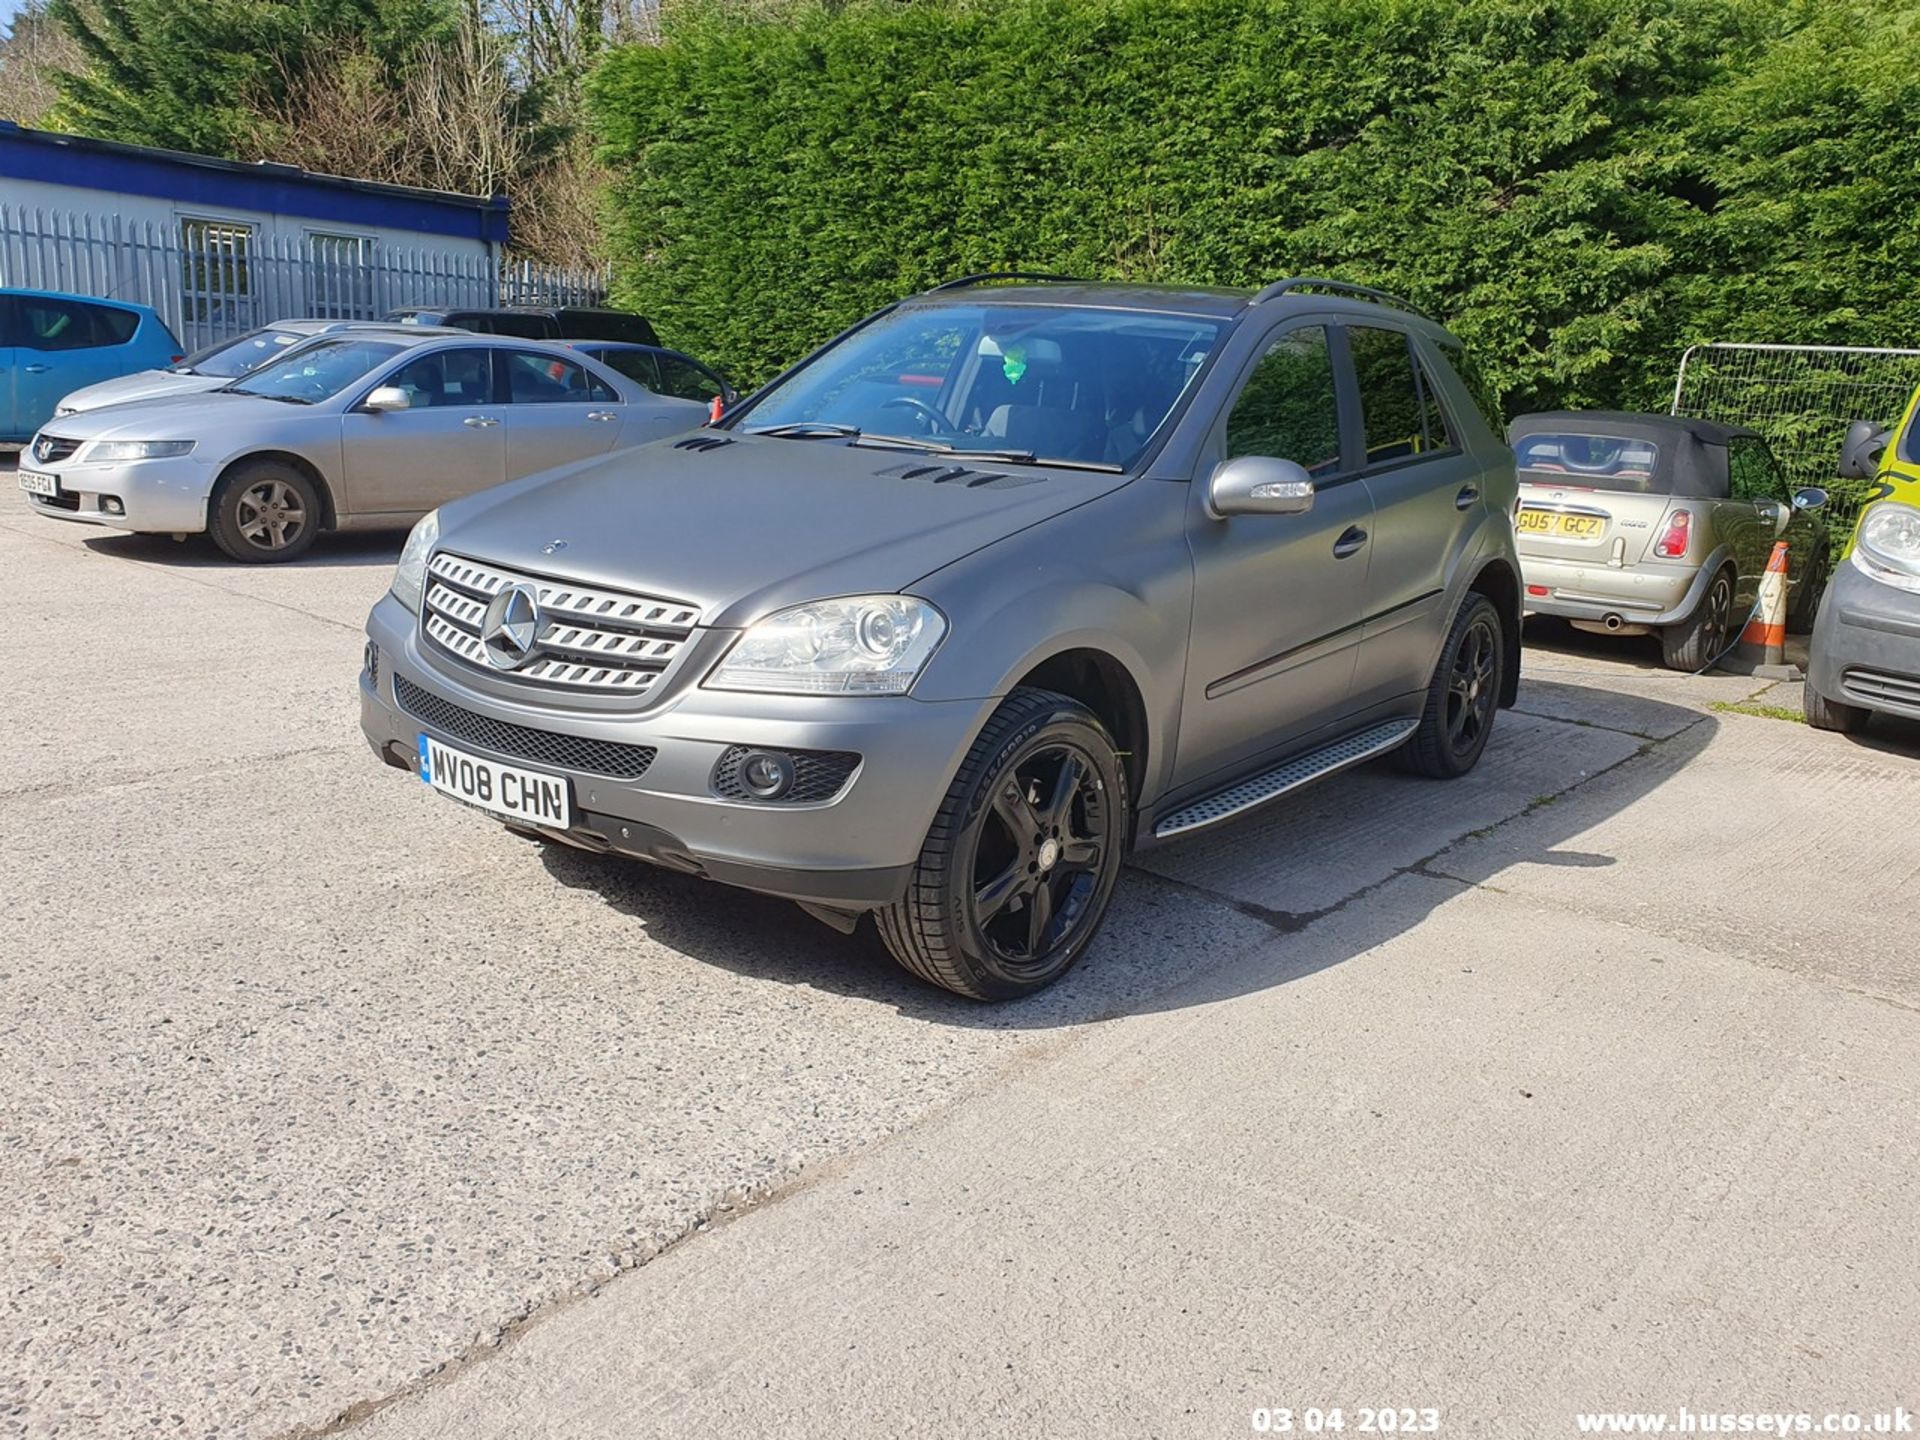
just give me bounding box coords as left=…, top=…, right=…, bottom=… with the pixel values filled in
left=1397, top=594, right=1504, bottom=779
left=1803, top=683, right=1869, bottom=734
left=877, top=687, right=1129, bottom=1001
left=208, top=459, right=322, bottom=563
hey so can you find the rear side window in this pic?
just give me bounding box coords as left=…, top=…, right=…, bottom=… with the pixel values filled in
left=502, top=349, right=617, bottom=404
left=1515, top=433, right=1662, bottom=490
left=655, top=354, right=725, bottom=403
left=560, top=310, right=660, bottom=346
left=1348, top=325, right=1453, bottom=464
left=15, top=297, right=134, bottom=351
left=1226, top=324, right=1342, bottom=476
left=598, top=348, right=661, bottom=390
left=1438, top=340, right=1505, bottom=436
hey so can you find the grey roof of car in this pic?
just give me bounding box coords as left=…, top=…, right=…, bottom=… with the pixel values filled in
left=1510, top=410, right=1764, bottom=446
left=913, top=280, right=1256, bottom=318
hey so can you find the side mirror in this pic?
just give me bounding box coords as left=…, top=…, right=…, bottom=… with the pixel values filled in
left=1208, top=455, right=1315, bottom=519
left=1837, top=420, right=1888, bottom=480
left=363, top=385, right=412, bottom=414
left=1792, top=486, right=1828, bottom=512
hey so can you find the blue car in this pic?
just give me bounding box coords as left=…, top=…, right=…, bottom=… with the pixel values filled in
left=2, top=288, right=183, bottom=444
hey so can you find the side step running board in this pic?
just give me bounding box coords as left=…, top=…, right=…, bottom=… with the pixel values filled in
left=1154, top=718, right=1419, bottom=839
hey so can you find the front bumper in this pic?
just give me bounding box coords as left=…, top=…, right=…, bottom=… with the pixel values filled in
left=1806, top=560, right=1920, bottom=721
left=1517, top=552, right=1701, bottom=626
left=19, top=452, right=216, bottom=533
left=360, top=593, right=992, bottom=911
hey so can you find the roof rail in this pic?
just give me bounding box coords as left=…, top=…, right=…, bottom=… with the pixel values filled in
left=1248, top=277, right=1431, bottom=319
left=928, top=270, right=1089, bottom=292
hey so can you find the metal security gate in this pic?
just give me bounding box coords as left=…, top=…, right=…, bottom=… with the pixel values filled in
left=1671, top=341, right=1920, bottom=548
left=0, top=204, right=610, bottom=353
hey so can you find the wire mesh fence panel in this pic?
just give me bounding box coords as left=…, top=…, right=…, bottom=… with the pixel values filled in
left=0, top=204, right=609, bottom=352
left=1671, top=342, right=1920, bottom=556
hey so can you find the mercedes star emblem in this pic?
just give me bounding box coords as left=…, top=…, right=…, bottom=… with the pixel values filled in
left=480, top=583, right=542, bottom=670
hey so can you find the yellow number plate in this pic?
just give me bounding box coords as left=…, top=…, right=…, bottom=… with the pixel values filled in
left=1517, top=509, right=1605, bottom=539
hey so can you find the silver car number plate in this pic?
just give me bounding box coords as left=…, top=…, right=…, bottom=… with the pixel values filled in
left=17, top=469, right=60, bottom=497
left=418, top=734, right=571, bottom=829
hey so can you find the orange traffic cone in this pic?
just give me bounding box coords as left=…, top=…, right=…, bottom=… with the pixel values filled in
left=1734, top=539, right=1796, bottom=676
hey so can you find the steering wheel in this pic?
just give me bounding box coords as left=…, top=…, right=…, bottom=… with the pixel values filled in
left=881, top=395, right=957, bottom=435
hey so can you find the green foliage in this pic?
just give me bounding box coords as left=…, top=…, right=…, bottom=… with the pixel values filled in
left=588, top=0, right=1920, bottom=404
left=45, top=0, right=459, bottom=158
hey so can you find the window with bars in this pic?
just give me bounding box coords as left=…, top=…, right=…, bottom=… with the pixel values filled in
left=307, top=231, right=376, bottom=319
left=180, top=218, right=255, bottom=334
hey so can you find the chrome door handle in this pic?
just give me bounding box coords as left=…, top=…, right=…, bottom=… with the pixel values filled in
left=1455, top=483, right=1480, bottom=510
left=1333, top=526, right=1369, bottom=559
left=586, top=411, right=618, bottom=422
left=24, top=363, right=49, bottom=374
left=463, top=416, right=499, bottom=428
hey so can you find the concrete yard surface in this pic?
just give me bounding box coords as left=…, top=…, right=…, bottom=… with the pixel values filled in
left=2, top=504, right=1916, bottom=1439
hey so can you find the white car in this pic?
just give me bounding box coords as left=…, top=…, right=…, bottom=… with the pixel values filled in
left=20, top=331, right=711, bottom=561
left=52, top=319, right=457, bottom=417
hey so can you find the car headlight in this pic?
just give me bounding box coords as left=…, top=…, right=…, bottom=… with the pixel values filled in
left=1852, top=500, right=1920, bottom=592
left=82, top=439, right=194, bottom=462
left=390, top=510, right=441, bottom=614
left=706, top=595, right=946, bottom=695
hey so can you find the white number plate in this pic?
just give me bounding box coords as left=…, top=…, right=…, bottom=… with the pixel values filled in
left=418, top=734, right=571, bottom=828
left=17, top=469, right=59, bottom=497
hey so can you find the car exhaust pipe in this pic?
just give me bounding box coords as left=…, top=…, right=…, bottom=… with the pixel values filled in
left=1603, top=612, right=1625, bottom=632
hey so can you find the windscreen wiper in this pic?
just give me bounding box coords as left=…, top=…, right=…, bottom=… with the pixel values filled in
left=853, top=433, right=1038, bottom=464
left=746, top=421, right=861, bottom=439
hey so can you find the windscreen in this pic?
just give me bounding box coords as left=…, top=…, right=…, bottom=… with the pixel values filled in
left=178, top=328, right=313, bottom=379
left=743, top=302, right=1222, bottom=469
left=225, top=338, right=408, bottom=404
left=1515, top=431, right=1664, bottom=491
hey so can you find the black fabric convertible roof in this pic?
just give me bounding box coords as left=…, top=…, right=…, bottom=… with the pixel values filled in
left=1508, top=410, right=1764, bottom=497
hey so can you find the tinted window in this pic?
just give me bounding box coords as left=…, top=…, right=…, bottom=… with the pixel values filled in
left=1349, top=325, right=1433, bottom=464
left=1729, top=438, right=1784, bottom=502
left=91, top=305, right=140, bottom=345
left=482, top=313, right=557, bottom=340
left=1414, top=359, right=1458, bottom=452
left=385, top=348, right=495, bottom=408
left=16, top=297, right=105, bottom=352
left=559, top=309, right=659, bottom=346
left=655, top=354, right=724, bottom=403
left=1438, top=339, right=1504, bottom=436
left=597, top=348, right=660, bottom=389
left=1225, top=325, right=1341, bottom=475
left=502, top=350, right=615, bottom=404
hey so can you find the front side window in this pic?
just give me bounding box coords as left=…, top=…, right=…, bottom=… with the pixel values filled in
left=655, top=354, right=725, bottom=403
left=225, top=337, right=407, bottom=404
left=1225, top=324, right=1341, bottom=476
left=1728, top=437, right=1784, bottom=502
left=502, top=350, right=616, bottom=404
left=1349, top=325, right=1445, bottom=464
left=386, top=348, right=496, bottom=408
left=742, top=302, right=1222, bottom=469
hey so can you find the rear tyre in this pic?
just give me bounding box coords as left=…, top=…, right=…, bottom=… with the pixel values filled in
left=1803, top=684, right=1869, bottom=734
left=1660, top=566, right=1735, bottom=672
left=208, top=459, right=322, bottom=563
left=1396, top=594, right=1503, bottom=780
left=876, top=687, right=1129, bottom=1001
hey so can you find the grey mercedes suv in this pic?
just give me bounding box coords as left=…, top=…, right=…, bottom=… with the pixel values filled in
left=360, top=276, right=1522, bottom=999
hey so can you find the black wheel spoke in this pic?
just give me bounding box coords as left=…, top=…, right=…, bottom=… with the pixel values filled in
left=992, top=782, right=1040, bottom=842
left=1060, top=838, right=1101, bottom=870
left=974, top=862, right=1024, bottom=924
left=1041, top=755, right=1083, bottom=828
left=1024, top=877, right=1054, bottom=955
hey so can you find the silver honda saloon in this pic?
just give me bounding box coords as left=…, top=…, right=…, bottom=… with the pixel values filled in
left=17, top=332, right=709, bottom=561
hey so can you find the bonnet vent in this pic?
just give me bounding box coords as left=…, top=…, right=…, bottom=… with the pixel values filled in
left=873, top=461, right=1040, bottom=490
left=674, top=434, right=737, bottom=453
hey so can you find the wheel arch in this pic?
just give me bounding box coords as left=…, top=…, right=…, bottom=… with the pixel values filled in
left=1467, top=554, right=1523, bottom=707
left=214, top=451, right=339, bottom=531
left=1008, top=646, right=1151, bottom=806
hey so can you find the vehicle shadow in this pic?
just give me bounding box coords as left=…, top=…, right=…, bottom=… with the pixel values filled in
left=534, top=689, right=1716, bottom=1028
left=78, top=529, right=410, bottom=568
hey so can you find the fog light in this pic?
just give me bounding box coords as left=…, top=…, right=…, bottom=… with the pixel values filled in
left=100, top=495, right=125, bottom=515
left=737, top=749, right=795, bottom=800
left=363, top=641, right=380, bottom=684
